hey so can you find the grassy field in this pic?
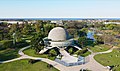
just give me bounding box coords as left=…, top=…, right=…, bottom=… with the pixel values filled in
left=117, top=43, right=120, bottom=47
left=94, top=48, right=120, bottom=71
left=89, top=44, right=112, bottom=52
left=0, top=39, right=29, bottom=61
left=0, top=48, right=20, bottom=61
left=80, top=51, right=91, bottom=57
left=0, top=60, right=59, bottom=71
left=23, top=48, right=56, bottom=60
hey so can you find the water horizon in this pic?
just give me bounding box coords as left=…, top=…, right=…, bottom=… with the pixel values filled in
left=0, top=18, right=120, bottom=21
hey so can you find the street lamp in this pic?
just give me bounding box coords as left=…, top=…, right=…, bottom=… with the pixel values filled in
left=13, top=32, right=16, bottom=45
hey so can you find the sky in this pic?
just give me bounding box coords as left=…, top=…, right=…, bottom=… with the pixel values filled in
left=0, top=0, right=120, bottom=18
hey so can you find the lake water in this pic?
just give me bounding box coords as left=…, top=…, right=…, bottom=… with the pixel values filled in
left=1, top=18, right=120, bottom=21
left=87, top=31, right=94, bottom=40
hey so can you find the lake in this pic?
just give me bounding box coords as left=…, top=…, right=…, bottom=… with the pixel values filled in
left=87, top=31, right=94, bottom=40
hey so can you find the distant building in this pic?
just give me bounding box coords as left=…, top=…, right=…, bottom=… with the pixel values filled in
left=0, top=21, right=23, bottom=24
left=0, top=21, right=36, bottom=24
left=104, top=22, right=120, bottom=24
left=51, top=20, right=63, bottom=25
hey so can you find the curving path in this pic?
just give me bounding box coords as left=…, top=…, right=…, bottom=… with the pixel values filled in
left=0, top=46, right=115, bottom=71
left=59, top=48, right=78, bottom=63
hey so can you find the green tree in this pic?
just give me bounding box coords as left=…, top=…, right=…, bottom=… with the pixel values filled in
left=81, top=28, right=88, bottom=33
left=9, top=24, right=21, bottom=41
left=35, top=20, right=44, bottom=33
left=105, top=24, right=116, bottom=30
left=22, top=24, right=31, bottom=35
left=2, top=40, right=14, bottom=49
left=44, top=24, right=55, bottom=36
left=34, top=23, right=41, bottom=33
left=75, top=48, right=88, bottom=55
left=49, top=49, right=57, bottom=56
left=78, top=36, right=87, bottom=48
left=9, top=24, right=17, bottom=35
left=68, top=48, right=73, bottom=54
left=0, top=30, right=4, bottom=40
left=0, top=22, right=9, bottom=40
left=15, top=31, right=22, bottom=42
left=113, top=25, right=120, bottom=34
left=94, top=22, right=105, bottom=30
left=77, top=30, right=87, bottom=37
left=94, top=34, right=104, bottom=44
left=31, top=34, right=44, bottom=53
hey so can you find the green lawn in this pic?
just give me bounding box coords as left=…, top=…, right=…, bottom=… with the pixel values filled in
left=0, top=48, right=20, bottom=61
left=89, top=44, right=112, bottom=52
left=0, top=39, right=30, bottom=61
left=117, top=43, right=120, bottom=47
left=23, top=48, right=56, bottom=60
left=0, top=60, right=59, bottom=71
left=94, top=48, right=120, bottom=71
left=80, top=51, right=91, bottom=57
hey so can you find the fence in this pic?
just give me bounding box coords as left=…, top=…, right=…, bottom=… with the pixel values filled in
left=55, top=56, right=88, bottom=66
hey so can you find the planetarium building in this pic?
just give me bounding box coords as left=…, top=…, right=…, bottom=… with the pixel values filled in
left=44, top=27, right=74, bottom=47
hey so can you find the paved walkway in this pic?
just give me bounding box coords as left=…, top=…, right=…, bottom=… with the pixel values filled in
left=0, top=46, right=115, bottom=71
left=39, top=47, right=54, bottom=54
left=59, top=48, right=78, bottom=63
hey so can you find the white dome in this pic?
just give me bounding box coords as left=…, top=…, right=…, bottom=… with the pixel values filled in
left=48, top=27, right=69, bottom=41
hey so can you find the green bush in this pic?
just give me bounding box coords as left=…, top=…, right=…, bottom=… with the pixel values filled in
left=49, top=49, right=57, bottom=56
left=0, top=43, right=5, bottom=50
left=28, top=59, right=40, bottom=64
left=65, top=46, right=78, bottom=55
left=0, top=40, right=29, bottom=50
left=68, top=48, right=73, bottom=54
left=47, top=64, right=53, bottom=69
left=1, top=40, right=14, bottom=49
left=15, top=40, right=29, bottom=48
left=75, top=48, right=88, bottom=55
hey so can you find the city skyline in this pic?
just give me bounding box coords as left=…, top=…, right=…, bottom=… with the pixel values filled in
left=0, top=0, right=120, bottom=18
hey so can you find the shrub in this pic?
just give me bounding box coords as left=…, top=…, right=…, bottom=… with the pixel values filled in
left=0, top=40, right=29, bottom=50
left=80, top=69, right=91, bottom=71
left=49, top=49, right=57, bottom=56
left=75, top=48, right=88, bottom=55
left=47, top=64, right=53, bottom=69
left=15, top=41, right=29, bottom=48
left=68, top=47, right=73, bottom=54
left=1, top=40, right=14, bottom=49
left=0, top=43, right=5, bottom=50
left=65, top=46, right=78, bottom=54
left=28, top=59, right=40, bottom=64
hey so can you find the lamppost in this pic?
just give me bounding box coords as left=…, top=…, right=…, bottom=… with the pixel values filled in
left=13, top=32, right=16, bottom=45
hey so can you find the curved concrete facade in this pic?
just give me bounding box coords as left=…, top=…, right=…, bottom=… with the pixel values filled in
left=48, top=27, right=69, bottom=41
left=49, top=40, right=73, bottom=47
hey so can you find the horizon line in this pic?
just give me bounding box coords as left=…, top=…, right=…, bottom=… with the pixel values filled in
left=0, top=17, right=120, bottom=19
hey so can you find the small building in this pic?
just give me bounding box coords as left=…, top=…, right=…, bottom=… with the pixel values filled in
left=51, top=20, right=63, bottom=25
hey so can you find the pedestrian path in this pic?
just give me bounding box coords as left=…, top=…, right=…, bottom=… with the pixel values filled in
left=0, top=45, right=114, bottom=71
left=59, top=48, right=78, bottom=63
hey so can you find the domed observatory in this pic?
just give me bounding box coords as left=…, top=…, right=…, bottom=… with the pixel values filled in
left=45, top=27, right=74, bottom=47
left=41, top=27, right=84, bottom=66
left=48, top=27, right=69, bottom=41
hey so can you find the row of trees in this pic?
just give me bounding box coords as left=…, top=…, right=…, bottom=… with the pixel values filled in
left=94, top=33, right=118, bottom=45
left=77, top=28, right=88, bottom=48
left=31, top=34, right=45, bottom=53
left=64, top=21, right=88, bottom=38
left=0, top=20, right=56, bottom=41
